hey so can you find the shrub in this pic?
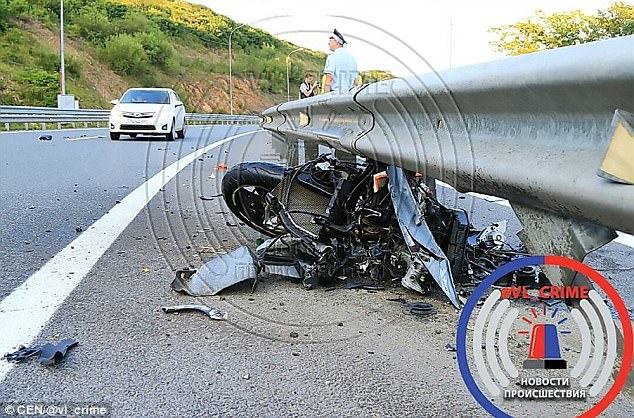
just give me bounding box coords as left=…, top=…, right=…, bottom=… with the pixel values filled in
left=31, top=45, right=59, bottom=73
left=135, top=31, right=172, bottom=66
left=75, top=5, right=113, bottom=45
left=102, top=33, right=148, bottom=75
left=0, top=0, right=30, bottom=31
left=117, top=11, right=154, bottom=35
left=64, top=54, right=82, bottom=78
left=20, top=69, right=59, bottom=106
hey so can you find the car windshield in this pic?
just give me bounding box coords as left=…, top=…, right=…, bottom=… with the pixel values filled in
left=120, top=90, right=170, bottom=104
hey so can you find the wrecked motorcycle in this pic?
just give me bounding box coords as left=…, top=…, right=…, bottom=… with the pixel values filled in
left=221, top=154, right=528, bottom=308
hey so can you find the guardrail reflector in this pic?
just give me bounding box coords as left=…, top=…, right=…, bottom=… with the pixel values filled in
left=299, top=112, right=309, bottom=127
left=598, top=109, right=634, bottom=184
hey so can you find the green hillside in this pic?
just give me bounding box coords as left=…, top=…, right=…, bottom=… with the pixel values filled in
left=0, top=0, right=326, bottom=113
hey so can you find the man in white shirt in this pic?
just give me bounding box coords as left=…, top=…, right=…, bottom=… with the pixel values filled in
left=323, top=29, right=359, bottom=94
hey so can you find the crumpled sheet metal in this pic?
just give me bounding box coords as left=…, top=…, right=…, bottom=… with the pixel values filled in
left=388, top=166, right=461, bottom=308
left=171, top=246, right=257, bottom=296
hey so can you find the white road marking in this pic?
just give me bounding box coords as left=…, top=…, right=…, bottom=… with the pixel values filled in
left=436, top=181, right=634, bottom=249
left=0, top=129, right=263, bottom=381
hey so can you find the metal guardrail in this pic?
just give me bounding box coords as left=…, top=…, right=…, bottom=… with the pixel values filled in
left=185, top=113, right=257, bottom=124
left=0, top=106, right=258, bottom=129
left=261, top=36, right=634, bottom=237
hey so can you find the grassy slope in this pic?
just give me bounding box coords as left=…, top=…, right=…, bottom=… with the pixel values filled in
left=0, top=0, right=326, bottom=113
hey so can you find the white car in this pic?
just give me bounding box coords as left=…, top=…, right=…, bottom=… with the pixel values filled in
left=109, top=88, right=186, bottom=141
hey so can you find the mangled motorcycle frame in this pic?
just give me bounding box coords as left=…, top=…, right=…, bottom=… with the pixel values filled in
left=222, top=155, right=481, bottom=307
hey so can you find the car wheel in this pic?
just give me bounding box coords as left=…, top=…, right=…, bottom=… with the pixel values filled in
left=110, top=132, right=120, bottom=141
left=166, top=120, right=175, bottom=141
left=181, top=118, right=187, bottom=139
left=176, top=118, right=186, bottom=139
left=129, top=133, right=137, bottom=138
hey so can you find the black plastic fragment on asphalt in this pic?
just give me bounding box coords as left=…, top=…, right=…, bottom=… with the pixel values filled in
left=444, top=343, right=457, bottom=352
left=3, top=346, right=41, bottom=363
left=162, top=304, right=227, bottom=320
left=344, top=283, right=386, bottom=291
left=39, top=338, right=78, bottom=365
left=38, top=135, right=52, bottom=141
left=407, top=301, right=436, bottom=317
left=199, top=194, right=222, bottom=200
left=4, top=338, right=78, bottom=365
left=386, top=298, right=435, bottom=317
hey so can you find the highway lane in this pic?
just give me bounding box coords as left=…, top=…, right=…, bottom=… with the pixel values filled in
left=0, top=125, right=260, bottom=300
left=0, top=127, right=632, bottom=417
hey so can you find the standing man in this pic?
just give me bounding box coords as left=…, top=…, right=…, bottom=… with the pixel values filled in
left=323, top=29, right=359, bottom=94
left=299, top=73, right=319, bottom=99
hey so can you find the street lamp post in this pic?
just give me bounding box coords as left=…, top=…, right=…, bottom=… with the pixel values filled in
left=228, top=23, right=247, bottom=115
left=60, top=0, right=66, bottom=95
left=286, top=48, right=304, bottom=102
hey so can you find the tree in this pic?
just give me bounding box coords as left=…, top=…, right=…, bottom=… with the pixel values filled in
left=360, top=70, right=395, bottom=84
left=490, top=2, right=634, bottom=55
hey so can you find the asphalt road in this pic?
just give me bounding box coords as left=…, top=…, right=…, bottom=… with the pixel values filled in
left=0, top=126, right=632, bottom=417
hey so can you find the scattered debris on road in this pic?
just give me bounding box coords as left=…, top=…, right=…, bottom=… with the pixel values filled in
left=444, top=343, right=457, bottom=352
left=38, top=135, right=52, bottom=141
left=344, top=283, right=386, bottom=291
left=387, top=298, right=436, bottom=317
left=407, top=301, right=436, bottom=317
left=171, top=246, right=257, bottom=296
left=199, top=194, right=222, bottom=201
left=4, top=338, right=78, bottom=365
left=39, top=338, right=79, bottom=366
left=162, top=304, right=227, bottom=321
left=65, top=135, right=105, bottom=141
left=3, top=346, right=40, bottom=363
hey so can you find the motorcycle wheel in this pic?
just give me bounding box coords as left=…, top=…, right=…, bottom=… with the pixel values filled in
left=221, top=162, right=287, bottom=237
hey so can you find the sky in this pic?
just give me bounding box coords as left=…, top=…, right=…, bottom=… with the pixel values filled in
left=192, top=0, right=621, bottom=77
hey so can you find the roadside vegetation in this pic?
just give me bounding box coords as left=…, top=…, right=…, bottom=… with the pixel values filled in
left=490, top=2, right=634, bottom=55
left=0, top=0, right=326, bottom=112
